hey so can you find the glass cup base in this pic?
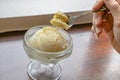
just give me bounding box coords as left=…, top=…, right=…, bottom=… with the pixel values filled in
left=27, top=60, right=62, bottom=80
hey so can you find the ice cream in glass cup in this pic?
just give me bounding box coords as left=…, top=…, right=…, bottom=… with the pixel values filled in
left=23, top=25, right=73, bottom=80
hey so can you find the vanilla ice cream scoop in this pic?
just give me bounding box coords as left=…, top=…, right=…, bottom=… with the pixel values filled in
left=50, top=11, right=70, bottom=30
left=28, top=26, right=67, bottom=52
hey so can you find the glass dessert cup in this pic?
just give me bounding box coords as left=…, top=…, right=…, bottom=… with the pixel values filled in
left=23, top=25, right=73, bottom=80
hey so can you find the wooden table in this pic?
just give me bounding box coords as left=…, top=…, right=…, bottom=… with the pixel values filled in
left=0, top=24, right=120, bottom=80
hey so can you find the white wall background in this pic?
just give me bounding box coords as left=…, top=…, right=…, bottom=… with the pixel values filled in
left=0, top=0, right=97, bottom=18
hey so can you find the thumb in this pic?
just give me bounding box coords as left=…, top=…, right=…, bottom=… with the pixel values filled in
left=104, top=0, right=120, bottom=18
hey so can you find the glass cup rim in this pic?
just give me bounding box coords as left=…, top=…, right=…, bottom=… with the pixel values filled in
left=24, top=25, right=73, bottom=55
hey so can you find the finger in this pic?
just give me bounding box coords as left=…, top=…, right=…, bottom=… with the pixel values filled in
left=91, top=14, right=102, bottom=39
left=116, top=0, right=120, bottom=5
left=93, top=0, right=104, bottom=12
left=91, top=25, right=99, bottom=39
left=93, top=12, right=104, bottom=34
left=104, top=0, right=120, bottom=18
left=103, top=14, right=113, bottom=33
left=91, top=14, right=98, bottom=39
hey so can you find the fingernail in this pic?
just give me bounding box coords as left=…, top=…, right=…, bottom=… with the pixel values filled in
left=107, top=11, right=111, bottom=14
left=96, top=28, right=101, bottom=34
left=92, top=1, right=99, bottom=11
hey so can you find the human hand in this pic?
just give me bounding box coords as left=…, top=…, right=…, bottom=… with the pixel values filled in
left=92, top=0, right=120, bottom=53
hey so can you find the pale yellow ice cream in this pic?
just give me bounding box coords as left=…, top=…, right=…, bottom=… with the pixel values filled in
left=50, top=11, right=70, bottom=30
left=52, top=11, right=69, bottom=23
left=28, top=26, right=67, bottom=52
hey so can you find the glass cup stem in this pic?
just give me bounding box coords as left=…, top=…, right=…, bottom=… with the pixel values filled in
left=27, top=60, right=62, bottom=80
